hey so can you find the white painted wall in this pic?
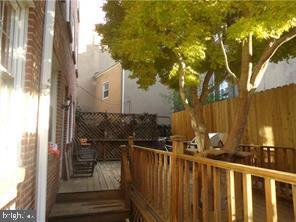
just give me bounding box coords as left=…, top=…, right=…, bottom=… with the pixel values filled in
left=257, top=59, right=296, bottom=91
left=123, top=70, right=172, bottom=124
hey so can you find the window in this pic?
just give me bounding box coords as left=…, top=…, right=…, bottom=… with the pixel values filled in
left=0, top=2, right=14, bottom=72
left=0, top=1, right=28, bottom=170
left=102, top=82, right=109, bottom=99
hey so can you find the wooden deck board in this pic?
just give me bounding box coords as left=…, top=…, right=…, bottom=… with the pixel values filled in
left=253, top=190, right=294, bottom=222
left=58, top=161, right=121, bottom=193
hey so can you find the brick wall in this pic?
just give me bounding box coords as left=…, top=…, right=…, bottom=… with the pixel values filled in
left=46, top=0, right=78, bottom=214
left=11, top=0, right=78, bottom=215
left=16, top=0, right=45, bottom=209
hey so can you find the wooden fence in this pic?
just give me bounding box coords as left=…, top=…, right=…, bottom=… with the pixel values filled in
left=75, top=112, right=158, bottom=160
left=127, top=136, right=296, bottom=222
left=172, top=84, right=296, bottom=148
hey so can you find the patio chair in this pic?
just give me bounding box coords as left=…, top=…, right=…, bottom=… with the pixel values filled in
left=71, top=138, right=97, bottom=177
left=73, top=137, right=98, bottom=160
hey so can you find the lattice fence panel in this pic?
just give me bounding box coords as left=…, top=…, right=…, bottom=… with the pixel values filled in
left=75, top=112, right=158, bottom=160
left=104, top=141, right=128, bottom=160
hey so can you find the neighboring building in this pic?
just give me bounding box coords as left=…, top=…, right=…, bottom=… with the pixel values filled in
left=77, top=0, right=106, bottom=112
left=0, top=0, right=79, bottom=220
left=94, top=63, right=172, bottom=124
left=77, top=0, right=172, bottom=124
left=94, top=63, right=122, bottom=113
left=257, top=59, right=296, bottom=91
left=77, top=43, right=100, bottom=112
left=205, top=59, right=296, bottom=103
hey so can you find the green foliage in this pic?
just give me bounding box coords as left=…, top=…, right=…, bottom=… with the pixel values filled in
left=97, top=1, right=227, bottom=90
left=97, top=1, right=296, bottom=92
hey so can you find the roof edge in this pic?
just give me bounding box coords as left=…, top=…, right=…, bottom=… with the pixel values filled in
left=93, top=63, right=121, bottom=79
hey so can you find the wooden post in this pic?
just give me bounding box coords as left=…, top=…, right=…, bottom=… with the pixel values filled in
left=128, top=136, right=134, bottom=158
left=243, top=173, right=253, bottom=222
left=128, top=136, right=134, bottom=180
left=170, top=135, right=185, bottom=222
left=202, top=165, right=209, bottom=222
left=292, top=185, right=296, bottom=222
left=264, top=178, right=277, bottom=222
left=227, top=170, right=236, bottom=222
left=192, top=162, right=199, bottom=222
left=213, top=167, right=222, bottom=222
left=120, top=145, right=131, bottom=209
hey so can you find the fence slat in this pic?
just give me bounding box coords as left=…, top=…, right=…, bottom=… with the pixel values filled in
left=202, top=164, right=209, bottom=222
left=293, top=185, right=296, bottom=222
left=243, top=173, right=253, bottom=222
left=184, top=160, right=190, bottom=221
left=192, top=162, right=199, bottom=222
left=158, top=153, right=163, bottom=213
left=213, top=167, right=222, bottom=222
left=264, top=178, right=278, bottom=222
left=227, top=170, right=236, bottom=222
left=178, top=159, right=184, bottom=221
left=153, top=153, right=158, bottom=208
left=163, top=154, right=168, bottom=219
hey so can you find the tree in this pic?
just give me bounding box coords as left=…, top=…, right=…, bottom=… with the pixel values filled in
left=97, top=1, right=296, bottom=153
left=219, top=2, right=296, bottom=150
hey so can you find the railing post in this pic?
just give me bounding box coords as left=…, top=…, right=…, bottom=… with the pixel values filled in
left=170, top=135, right=185, bottom=222
left=120, top=145, right=131, bottom=209
left=128, top=136, right=134, bottom=158
left=128, top=136, right=135, bottom=179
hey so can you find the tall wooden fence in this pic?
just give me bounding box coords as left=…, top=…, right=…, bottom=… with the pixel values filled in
left=76, top=112, right=158, bottom=160
left=172, top=84, right=296, bottom=147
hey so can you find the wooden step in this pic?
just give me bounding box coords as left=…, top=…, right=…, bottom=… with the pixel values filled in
left=56, top=190, right=122, bottom=203
left=48, top=198, right=129, bottom=222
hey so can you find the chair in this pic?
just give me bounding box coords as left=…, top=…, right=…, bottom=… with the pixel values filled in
left=71, top=138, right=97, bottom=177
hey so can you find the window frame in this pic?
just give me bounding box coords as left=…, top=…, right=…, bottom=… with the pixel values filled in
left=0, top=1, right=29, bottom=169
left=102, top=81, right=109, bottom=99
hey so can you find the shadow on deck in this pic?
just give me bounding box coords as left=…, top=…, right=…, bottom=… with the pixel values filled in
left=58, top=161, right=121, bottom=193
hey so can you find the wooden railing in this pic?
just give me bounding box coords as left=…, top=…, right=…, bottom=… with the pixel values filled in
left=120, top=145, right=132, bottom=209
left=127, top=136, right=296, bottom=222
left=237, top=144, right=296, bottom=173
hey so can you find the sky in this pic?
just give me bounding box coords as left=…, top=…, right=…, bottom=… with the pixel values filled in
left=78, top=0, right=105, bottom=53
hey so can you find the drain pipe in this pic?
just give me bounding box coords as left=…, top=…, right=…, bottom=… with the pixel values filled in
left=35, top=0, right=56, bottom=221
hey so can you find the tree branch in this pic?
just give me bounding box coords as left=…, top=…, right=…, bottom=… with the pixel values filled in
left=177, top=59, right=193, bottom=114
left=239, top=34, right=253, bottom=92
left=251, top=27, right=296, bottom=86
left=220, top=38, right=238, bottom=82
left=199, top=70, right=214, bottom=102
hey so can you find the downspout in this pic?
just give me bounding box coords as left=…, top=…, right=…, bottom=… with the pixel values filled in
left=121, top=68, right=125, bottom=113
left=35, top=1, right=56, bottom=221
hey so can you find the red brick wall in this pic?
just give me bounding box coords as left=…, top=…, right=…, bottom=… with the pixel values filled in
left=12, top=0, right=78, bottom=215
left=16, top=0, right=45, bottom=209
left=46, top=0, right=78, bottom=214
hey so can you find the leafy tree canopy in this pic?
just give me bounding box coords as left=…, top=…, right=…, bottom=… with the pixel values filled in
left=97, top=1, right=296, bottom=90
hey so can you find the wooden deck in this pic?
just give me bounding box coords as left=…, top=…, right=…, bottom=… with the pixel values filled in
left=58, top=161, right=121, bottom=193
left=56, top=159, right=294, bottom=221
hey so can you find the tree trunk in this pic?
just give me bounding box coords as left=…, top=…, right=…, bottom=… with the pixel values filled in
left=194, top=102, right=211, bottom=152
left=178, top=61, right=211, bottom=152
left=224, top=35, right=253, bottom=151
left=224, top=91, right=253, bottom=151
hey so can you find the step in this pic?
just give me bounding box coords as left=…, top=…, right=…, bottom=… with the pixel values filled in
left=48, top=198, right=129, bottom=222
left=56, top=190, right=122, bottom=203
